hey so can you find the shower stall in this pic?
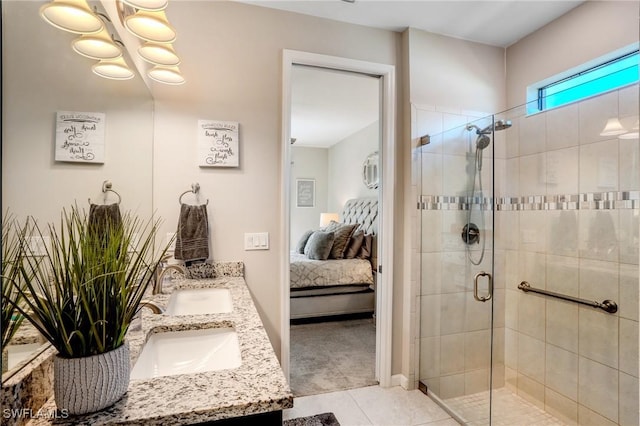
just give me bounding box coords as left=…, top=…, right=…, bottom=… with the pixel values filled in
left=416, top=83, right=639, bottom=425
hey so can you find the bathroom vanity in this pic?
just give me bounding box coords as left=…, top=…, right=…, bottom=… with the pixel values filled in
left=20, top=262, right=293, bottom=426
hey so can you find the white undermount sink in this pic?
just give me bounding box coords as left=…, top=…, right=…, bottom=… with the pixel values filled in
left=130, top=328, right=242, bottom=380
left=165, top=288, right=233, bottom=315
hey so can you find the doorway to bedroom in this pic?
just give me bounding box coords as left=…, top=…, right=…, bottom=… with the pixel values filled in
left=288, top=64, right=380, bottom=396
left=284, top=61, right=385, bottom=397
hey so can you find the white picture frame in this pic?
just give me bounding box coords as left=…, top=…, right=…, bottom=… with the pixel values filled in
left=198, top=120, right=239, bottom=167
left=296, top=179, right=315, bottom=208
left=54, top=111, right=105, bottom=163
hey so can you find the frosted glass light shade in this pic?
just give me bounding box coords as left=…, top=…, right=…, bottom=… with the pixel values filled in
left=124, top=10, right=176, bottom=43
left=138, top=42, right=180, bottom=65
left=600, top=117, right=626, bottom=136
left=92, top=57, right=135, bottom=80
left=72, top=29, right=122, bottom=60
left=148, top=65, right=185, bottom=85
left=40, top=0, right=104, bottom=34
left=123, top=0, right=168, bottom=11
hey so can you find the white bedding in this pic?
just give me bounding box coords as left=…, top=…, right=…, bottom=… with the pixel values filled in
left=290, top=252, right=374, bottom=289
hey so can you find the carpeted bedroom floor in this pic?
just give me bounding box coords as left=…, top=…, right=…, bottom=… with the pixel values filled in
left=290, top=318, right=378, bottom=397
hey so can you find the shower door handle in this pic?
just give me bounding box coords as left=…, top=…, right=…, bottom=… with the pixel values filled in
left=474, top=271, right=492, bottom=302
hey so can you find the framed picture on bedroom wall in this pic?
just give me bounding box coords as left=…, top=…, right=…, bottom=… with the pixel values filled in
left=296, top=179, right=315, bottom=208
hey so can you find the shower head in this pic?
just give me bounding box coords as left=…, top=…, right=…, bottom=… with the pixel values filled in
left=476, top=134, right=490, bottom=150
left=466, top=119, right=513, bottom=135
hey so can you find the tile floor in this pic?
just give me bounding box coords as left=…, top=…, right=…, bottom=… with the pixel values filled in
left=283, top=385, right=460, bottom=426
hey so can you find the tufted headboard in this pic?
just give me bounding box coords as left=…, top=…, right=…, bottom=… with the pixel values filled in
left=340, top=197, right=378, bottom=271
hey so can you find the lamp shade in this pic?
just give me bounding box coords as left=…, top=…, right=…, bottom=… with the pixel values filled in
left=619, top=120, right=639, bottom=140
left=72, top=29, right=122, bottom=60
left=138, top=42, right=180, bottom=66
left=122, top=0, right=168, bottom=11
left=319, top=213, right=339, bottom=228
left=148, top=65, right=185, bottom=85
left=40, top=0, right=104, bottom=34
left=600, top=117, right=626, bottom=136
left=92, top=57, right=135, bottom=80
left=124, top=10, right=176, bottom=43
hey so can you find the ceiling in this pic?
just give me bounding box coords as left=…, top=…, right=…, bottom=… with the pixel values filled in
left=240, top=0, right=584, bottom=48
left=254, top=0, right=585, bottom=148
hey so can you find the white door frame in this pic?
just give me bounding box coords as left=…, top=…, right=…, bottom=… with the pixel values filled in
left=280, top=49, right=395, bottom=387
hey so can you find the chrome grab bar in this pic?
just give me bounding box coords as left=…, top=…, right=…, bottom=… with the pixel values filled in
left=474, top=271, right=492, bottom=302
left=518, top=281, right=617, bottom=314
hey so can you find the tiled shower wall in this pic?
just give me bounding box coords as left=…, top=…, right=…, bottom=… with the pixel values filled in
left=500, top=86, right=639, bottom=426
left=415, top=85, right=639, bottom=426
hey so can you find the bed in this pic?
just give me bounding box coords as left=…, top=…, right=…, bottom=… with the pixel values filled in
left=290, top=197, right=378, bottom=320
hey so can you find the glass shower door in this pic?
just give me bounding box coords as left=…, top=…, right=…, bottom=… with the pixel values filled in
left=418, top=113, right=497, bottom=425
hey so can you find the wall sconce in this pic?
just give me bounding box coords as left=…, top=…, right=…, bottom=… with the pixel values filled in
left=319, top=213, right=339, bottom=228
left=72, top=28, right=123, bottom=60
left=124, top=9, right=176, bottom=43
left=138, top=42, right=180, bottom=65
left=147, top=65, right=185, bottom=85
left=40, top=0, right=104, bottom=34
left=92, top=57, right=135, bottom=80
left=619, top=120, right=639, bottom=140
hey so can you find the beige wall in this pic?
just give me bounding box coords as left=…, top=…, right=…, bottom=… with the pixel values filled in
left=328, top=122, right=380, bottom=213
left=506, top=0, right=639, bottom=109
left=290, top=147, right=329, bottom=247
left=149, top=1, right=404, bottom=361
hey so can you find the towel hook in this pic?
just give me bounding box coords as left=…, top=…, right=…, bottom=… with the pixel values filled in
left=178, top=182, right=209, bottom=205
left=88, top=180, right=122, bottom=205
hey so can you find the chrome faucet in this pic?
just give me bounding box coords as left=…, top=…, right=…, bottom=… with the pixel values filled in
left=153, top=264, right=186, bottom=295
left=139, top=300, right=165, bottom=314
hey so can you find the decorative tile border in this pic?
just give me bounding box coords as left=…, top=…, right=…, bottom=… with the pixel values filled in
left=418, top=191, right=640, bottom=211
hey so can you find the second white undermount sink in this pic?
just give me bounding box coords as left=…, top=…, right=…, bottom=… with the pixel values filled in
left=165, top=287, right=233, bottom=315
left=130, top=328, right=242, bottom=380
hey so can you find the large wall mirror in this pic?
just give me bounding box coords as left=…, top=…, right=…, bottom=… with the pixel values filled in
left=1, top=0, right=154, bottom=380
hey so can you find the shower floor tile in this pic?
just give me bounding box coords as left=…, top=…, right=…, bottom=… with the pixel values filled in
left=444, top=388, right=566, bottom=425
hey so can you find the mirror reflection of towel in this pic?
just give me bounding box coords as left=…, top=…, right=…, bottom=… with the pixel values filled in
left=175, top=203, right=209, bottom=263
left=88, top=203, right=122, bottom=237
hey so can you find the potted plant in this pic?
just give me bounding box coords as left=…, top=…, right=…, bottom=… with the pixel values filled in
left=6, top=205, right=169, bottom=415
left=1, top=214, right=28, bottom=371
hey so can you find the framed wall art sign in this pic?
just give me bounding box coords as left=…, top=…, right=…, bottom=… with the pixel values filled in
left=296, top=179, right=315, bottom=208
left=54, top=111, right=105, bottom=163
left=198, top=120, right=239, bottom=167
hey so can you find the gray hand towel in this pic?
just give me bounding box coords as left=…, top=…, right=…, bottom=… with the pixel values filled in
left=88, top=203, right=122, bottom=237
left=174, top=203, right=209, bottom=262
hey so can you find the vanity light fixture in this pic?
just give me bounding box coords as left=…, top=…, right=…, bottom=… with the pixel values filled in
left=147, top=65, right=185, bottom=85
left=72, top=28, right=123, bottom=60
left=122, top=0, right=168, bottom=11
left=40, top=0, right=104, bottom=34
left=619, top=120, right=639, bottom=140
left=124, top=9, right=176, bottom=43
left=92, top=57, right=135, bottom=80
left=138, top=42, right=180, bottom=66
left=600, top=117, right=627, bottom=136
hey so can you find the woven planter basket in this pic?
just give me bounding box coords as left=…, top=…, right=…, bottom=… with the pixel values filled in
left=53, top=342, right=130, bottom=415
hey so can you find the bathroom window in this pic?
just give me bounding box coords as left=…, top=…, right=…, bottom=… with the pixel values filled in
left=529, top=49, right=639, bottom=113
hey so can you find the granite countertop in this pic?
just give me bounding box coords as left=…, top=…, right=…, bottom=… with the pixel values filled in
left=28, top=272, right=293, bottom=425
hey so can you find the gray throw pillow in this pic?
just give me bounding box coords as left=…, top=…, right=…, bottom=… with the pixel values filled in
left=295, top=229, right=314, bottom=254
left=304, top=231, right=335, bottom=260
left=324, top=221, right=358, bottom=259
left=344, top=230, right=365, bottom=259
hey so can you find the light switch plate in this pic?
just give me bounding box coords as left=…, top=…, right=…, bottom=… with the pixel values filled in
left=244, top=232, right=269, bottom=250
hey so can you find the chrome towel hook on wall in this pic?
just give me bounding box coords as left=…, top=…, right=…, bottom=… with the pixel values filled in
left=88, top=180, right=122, bottom=205
left=178, top=182, right=209, bottom=205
